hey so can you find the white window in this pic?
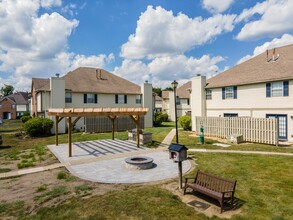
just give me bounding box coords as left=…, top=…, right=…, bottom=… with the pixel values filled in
left=271, top=82, right=283, bottom=97
left=65, top=92, right=72, bottom=103
left=206, top=89, right=212, bottom=100
left=225, top=87, right=234, bottom=99
left=136, top=95, right=141, bottom=104
left=84, top=94, right=97, bottom=103
left=115, top=95, right=127, bottom=104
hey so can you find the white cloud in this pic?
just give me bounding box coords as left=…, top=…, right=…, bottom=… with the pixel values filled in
left=113, top=54, right=224, bottom=88
left=113, top=60, right=150, bottom=85
left=149, top=54, right=224, bottom=84
left=0, top=0, right=112, bottom=91
left=237, top=33, right=293, bottom=64
left=70, top=53, right=115, bottom=70
left=202, top=0, right=234, bottom=14
left=41, top=0, right=62, bottom=8
left=236, top=0, right=293, bottom=41
left=121, top=6, right=236, bottom=59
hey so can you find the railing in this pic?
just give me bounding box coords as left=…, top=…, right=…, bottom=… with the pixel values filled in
left=195, top=116, right=279, bottom=146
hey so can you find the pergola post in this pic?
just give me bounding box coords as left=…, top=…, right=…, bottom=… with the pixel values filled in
left=55, top=115, right=59, bottom=146
left=108, top=116, right=117, bottom=140
left=67, top=117, right=72, bottom=157
left=130, top=115, right=140, bottom=147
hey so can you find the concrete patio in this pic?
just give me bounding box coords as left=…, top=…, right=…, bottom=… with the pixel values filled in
left=48, top=139, right=192, bottom=184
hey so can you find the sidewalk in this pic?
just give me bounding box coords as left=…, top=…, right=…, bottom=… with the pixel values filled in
left=188, top=149, right=293, bottom=156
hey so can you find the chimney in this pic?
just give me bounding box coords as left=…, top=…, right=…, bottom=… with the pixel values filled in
left=96, top=69, right=102, bottom=79
left=55, top=73, right=60, bottom=78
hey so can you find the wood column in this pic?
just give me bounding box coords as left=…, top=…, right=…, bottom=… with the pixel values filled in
left=130, top=115, right=140, bottom=147
left=55, top=115, right=59, bottom=146
left=67, top=117, right=72, bottom=157
left=108, top=116, right=117, bottom=140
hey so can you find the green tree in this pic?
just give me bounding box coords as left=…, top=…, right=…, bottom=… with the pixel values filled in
left=153, top=87, right=162, bottom=97
left=0, top=84, right=14, bottom=97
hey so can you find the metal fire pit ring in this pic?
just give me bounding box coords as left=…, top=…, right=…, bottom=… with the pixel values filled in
left=125, top=156, right=154, bottom=170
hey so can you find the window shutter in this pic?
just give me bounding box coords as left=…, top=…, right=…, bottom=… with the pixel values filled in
left=233, top=86, right=237, bottom=99
left=83, top=94, right=87, bottom=103
left=283, top=81, right=289, bottom=96
left=115, top=95, right=118, bottom=104
left=124, top=95, right=127, bottom=104
left=266, top=83, right=271, bottom=97
left=222, top=88, right=225, bottom=100
left=94, top=94, right=97, bottom=103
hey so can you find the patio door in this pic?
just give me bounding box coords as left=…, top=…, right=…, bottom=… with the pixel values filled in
left=266, top=114, right=287, bottom=140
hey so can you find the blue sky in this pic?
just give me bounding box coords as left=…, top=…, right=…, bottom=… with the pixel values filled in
left=1, top=0, right=293, bottom=91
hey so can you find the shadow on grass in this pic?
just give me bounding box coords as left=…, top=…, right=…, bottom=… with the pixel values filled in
left=185, top=191, right=245, bottom=213
left=0, top=145, right=12, bottom=150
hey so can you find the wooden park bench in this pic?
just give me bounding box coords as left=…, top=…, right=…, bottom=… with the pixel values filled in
left=183, top=170, right=237, bottom=213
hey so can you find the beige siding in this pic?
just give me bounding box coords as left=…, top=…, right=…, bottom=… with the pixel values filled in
left=206, top=81, right=293, bottom=142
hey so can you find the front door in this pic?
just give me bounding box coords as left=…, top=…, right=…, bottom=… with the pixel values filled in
left=266, top=114, right=287, bottom=140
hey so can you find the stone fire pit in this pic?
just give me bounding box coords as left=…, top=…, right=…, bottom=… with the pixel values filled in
left=125, top=156, right=154, bottom=170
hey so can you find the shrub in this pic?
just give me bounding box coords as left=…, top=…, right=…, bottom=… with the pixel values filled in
left=23, top=117, right=53, bottom=137
left=161, top=113, right=169, bottom=122
left=178, top=115, right=191, bottom=130
left=23, top=112, right=30, bottom=117
left=153, top=112, right=164, bottom=127
left=20, top=116, right=32, bottom=123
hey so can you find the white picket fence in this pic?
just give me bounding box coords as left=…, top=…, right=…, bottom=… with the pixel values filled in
left=195, top=116, right=279, bottom=146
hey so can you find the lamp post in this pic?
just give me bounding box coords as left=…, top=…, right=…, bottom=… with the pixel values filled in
left=171, top=80, right=179, bottom=144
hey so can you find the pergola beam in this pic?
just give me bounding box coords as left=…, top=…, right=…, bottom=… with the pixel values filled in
left=48, top=108, right=148, bottom=157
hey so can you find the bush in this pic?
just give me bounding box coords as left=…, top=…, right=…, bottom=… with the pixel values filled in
left=23, top=112, right=30, bottom=117
left=153, top=112, right=164, bottom=127
left=23, top=117, right=53, bottom=137
left=178, top=115, right=191, bottom=130
left=161, top=113, right=169, bottom=122
left=20, top=116, right=32, bottom=123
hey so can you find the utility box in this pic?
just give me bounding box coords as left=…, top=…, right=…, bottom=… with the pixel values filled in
left=227, top=134, right=244, bottom=144
left=168, top=143, right=188, bottom=162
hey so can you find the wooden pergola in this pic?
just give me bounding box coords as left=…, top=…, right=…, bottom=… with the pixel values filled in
left=48, top=107, right=149, bottom=157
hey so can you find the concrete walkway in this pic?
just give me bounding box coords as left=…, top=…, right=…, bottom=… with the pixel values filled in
left=188, top=149, right=293, bottom=156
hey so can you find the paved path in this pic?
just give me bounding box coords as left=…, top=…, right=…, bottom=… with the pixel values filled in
left=188, top=149, right=293, bottom=156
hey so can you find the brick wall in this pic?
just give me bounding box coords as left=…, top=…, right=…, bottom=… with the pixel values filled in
left=0, top=98, right=17, bottom=119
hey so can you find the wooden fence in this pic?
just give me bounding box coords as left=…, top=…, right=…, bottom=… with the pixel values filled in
left=85, top=116, right=144, bottom=133
left=195, top=116, right=279, bottom=146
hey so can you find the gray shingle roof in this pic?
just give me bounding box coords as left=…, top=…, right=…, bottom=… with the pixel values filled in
left=32, top=67, right=141, bottom=94
left=206, top=44, right=293, bottom=88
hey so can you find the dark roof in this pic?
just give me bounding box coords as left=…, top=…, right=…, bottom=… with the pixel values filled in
left=206, top=44, right=293, bottom=88
left=168, top=143, right=188, bottom=151
left=0, top=92, right=29, bottom=105
left=32, top=67, right=141, bottom=94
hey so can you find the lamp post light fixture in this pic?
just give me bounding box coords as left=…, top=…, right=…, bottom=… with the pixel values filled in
left=171, top=80, right=179, bottom=144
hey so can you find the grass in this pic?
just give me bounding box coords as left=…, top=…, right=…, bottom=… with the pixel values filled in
left=29, top=186, right=206, bottom=220
left=187, top=152, right=293, bottom=220
left=0, top=200, right=26, bottom=219
left=178, top=130, right=293, bottom=153
left=34, top=186, right=69, bottom=204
